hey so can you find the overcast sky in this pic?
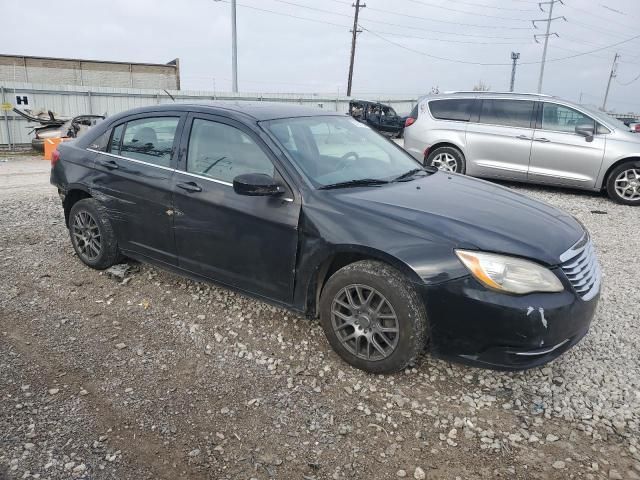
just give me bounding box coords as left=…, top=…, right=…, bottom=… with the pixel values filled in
left=3, top=0, right=640, bottom=112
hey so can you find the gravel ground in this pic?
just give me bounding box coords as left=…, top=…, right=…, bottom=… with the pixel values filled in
left=0, top=155, right=639, bottom=480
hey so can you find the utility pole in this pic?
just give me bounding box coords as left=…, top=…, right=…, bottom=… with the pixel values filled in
left=231, top=0, right=238, bottom=93
left=347, top=0, right=365, bottom=97
left=533, top=0, right=566, bottom=93
left=510, top=52, right=520, bottom=92
left=213, top=0, right=239, bottom=92
left=602, top=52, right=620, bottom=111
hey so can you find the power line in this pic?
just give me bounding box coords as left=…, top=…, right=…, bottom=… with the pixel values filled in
left=267, top=0, right=534, bottom=31
left=361, top=26, right=640, bottom=67
left=615, top=71, right=640, bottom=86
left=361, top=4, right=534, bottom=31
left=214, top=0, right=351, bottom=28
left=403, top=0, right=531, bottom=21
left=563, top=1, right=638, bottom=33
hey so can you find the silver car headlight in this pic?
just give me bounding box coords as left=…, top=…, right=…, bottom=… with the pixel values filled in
left=455, top=250, right=564, bottom=295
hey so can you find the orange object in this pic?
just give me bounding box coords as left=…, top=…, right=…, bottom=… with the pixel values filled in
left=44, top=137, right=67, bottom=161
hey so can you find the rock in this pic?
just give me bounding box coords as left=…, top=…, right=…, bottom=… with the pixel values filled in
left=73, top=464, right=86, bottom=473
left=545, top=434, right=559, bottom=442
left=23, top=443, right=35, bottom=450
left=48, top=388, right=59, bottom=395
left=188, top=448, right=200, bottom=457
left=608, top=470, right=622, bottom=480
left=552, top=461, right=566, bottom=470
left=414, top=467, right=426, bottom=480
left=397, top=470, right=407, bottom=477
left=106, top=264, right=131, bottom=280
left=115, top=343, right=127, bottom=350
left=79, top=389, right=89, bottom=396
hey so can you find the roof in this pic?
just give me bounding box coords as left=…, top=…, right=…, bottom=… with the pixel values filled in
left=0, top=53, right=178, bottom=69
left=111, top=101, right=341, bottom=121
left=419, top=92, right=556, bottom=102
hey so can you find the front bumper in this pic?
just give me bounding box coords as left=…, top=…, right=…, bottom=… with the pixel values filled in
left=418, top=272, right=599, bottom=370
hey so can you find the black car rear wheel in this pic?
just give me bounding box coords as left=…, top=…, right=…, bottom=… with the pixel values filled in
left=319, top=260, right=428, bottom=373
left=426, top=146, right=466, bottom=174
left=69, top=198, right=122, bottom=269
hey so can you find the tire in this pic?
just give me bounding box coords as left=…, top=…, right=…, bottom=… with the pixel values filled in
left=68, top=198, right=122, bottom=269
left=606, top=160, right=640, bottom=205
left=425, top=146, right=466, bottom=174
left=319, top=260, right=428, bottom=374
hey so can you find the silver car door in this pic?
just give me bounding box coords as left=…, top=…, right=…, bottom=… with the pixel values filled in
left=465, top=99, right=534, bottom=181
left=528, top=102, right=606, bottom=189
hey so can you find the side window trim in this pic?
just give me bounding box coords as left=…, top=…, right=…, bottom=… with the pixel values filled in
left=90, top=113, right=186, bottom=169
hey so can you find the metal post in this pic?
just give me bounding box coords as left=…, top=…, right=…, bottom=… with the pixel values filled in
left=510, top=52, right=520, bottom=92
left=1, top=86, right=12, bottom=151
left=602, top=52, right=619, bottom=111
left=537, top=1, right=554, bottom=93
left=87, top=90, right=93, bottom=114
left=347, top=0, right=365, bottom=97
left=231, top=0, right=238, bottom=93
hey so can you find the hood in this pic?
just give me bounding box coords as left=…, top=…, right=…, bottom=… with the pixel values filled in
left=333, top=172, right=584, bottom=266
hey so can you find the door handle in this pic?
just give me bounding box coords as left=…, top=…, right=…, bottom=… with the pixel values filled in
left=515, top=135, right=530, bottom=140
left=534, top=137, right=551, bottom=143
left=176, top=181, right=202, bottom=193
left=99, top=159, right=119, bottom=170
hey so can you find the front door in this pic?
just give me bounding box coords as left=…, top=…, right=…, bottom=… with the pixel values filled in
left=171, top=114, right=300, bottom=303
left=91, top=114, right=184, bottom=265
left=527, top=102, right=606, bottom=188
left=465, top=98, right=535, bottom=181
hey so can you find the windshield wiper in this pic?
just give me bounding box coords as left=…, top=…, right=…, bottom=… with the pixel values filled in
left=393, top=166, right=438, bottom=182
left=318, top=178, right=389, bottom=190
left=393, top=168, right=425, bottom=182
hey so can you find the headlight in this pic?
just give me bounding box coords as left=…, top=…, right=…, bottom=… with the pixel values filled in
left=455, top=250, right=564, bottom=295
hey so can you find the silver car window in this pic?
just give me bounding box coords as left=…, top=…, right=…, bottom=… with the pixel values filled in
left=541, top=103, right=594, bottom=133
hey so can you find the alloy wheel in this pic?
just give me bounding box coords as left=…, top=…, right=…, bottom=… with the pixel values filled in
left=330, top=284, right=399, bottom=361
left=431, top=152, right=458, bottom=172
left=71, top=210, right=102, bottom=261
left=614, top=168, right=640, bottom=201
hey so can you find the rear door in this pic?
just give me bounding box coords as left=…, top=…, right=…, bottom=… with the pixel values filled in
left=527, top=102, right=606, bottom=188
left=171, top=114, right=300, bottom=303
left=465, top=98, right=535, bottom=181
left=90, top=113, right=185, bottom=265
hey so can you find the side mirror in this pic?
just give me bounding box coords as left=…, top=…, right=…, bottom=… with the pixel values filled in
left=575, top=124, right=595, bottom=142
left=233, top=173, right=283, bottom=197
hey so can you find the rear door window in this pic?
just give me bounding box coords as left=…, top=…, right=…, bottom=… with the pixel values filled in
left=118, top=117, right=180, bottom=167
left=479, top=99, right=534, bottom=128
left=429, top=99, right=474, bottom=122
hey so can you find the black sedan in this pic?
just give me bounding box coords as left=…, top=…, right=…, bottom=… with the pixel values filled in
left=50, top=102, right=601, bottom=373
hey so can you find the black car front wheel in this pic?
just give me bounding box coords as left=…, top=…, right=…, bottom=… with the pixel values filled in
left=69, top=198, right=122, bottom=269
left=606, top=161, right=640, bottom=205
left=319, top=260, right=428, bottom=373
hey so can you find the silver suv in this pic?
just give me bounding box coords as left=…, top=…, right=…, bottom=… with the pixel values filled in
left=403, top=92, right=640, bottom=205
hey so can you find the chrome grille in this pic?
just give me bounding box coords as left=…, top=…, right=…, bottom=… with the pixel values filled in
left=559, top=234, right=601, bottom=301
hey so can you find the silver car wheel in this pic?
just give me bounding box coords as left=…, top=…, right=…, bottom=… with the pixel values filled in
left=431, top=152, right=458, bottom=172
left=614, top=168, right=640, bottom=201
left=331, top=284, right=399, bottom=361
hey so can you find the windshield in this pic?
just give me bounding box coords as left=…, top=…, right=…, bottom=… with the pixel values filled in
left=262, top=116, right=421, bottom=187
